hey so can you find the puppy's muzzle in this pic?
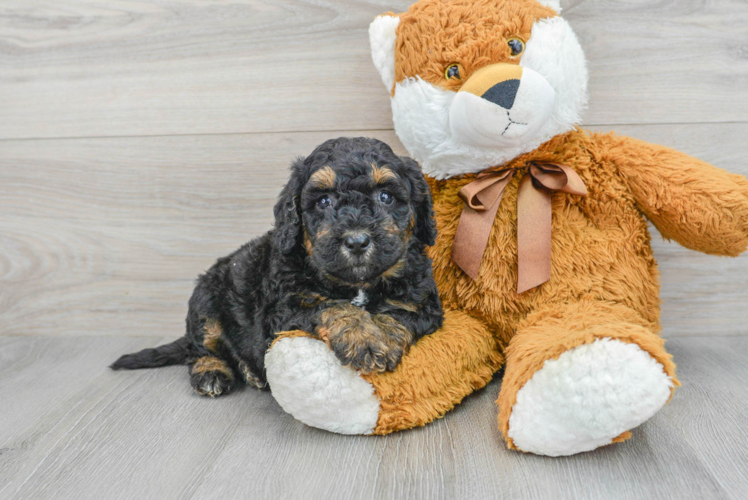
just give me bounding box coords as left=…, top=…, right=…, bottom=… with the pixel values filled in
left=343, top=232, right=371, bottom=256
left=449, top=63, right=556, bottom=149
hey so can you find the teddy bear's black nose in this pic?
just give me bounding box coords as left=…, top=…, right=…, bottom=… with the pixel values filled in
left=482, top=79, right=521, bottom=109
left=343, top=233, right=371, bottom=255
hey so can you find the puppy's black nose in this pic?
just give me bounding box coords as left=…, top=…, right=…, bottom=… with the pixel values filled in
left=343, top=233, right=371, bottom=255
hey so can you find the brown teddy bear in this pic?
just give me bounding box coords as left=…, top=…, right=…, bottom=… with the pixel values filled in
left=264, top=0, right=748, bottom=456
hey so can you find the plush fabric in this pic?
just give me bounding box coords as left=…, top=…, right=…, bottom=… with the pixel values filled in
left=364, top=309, right=504, bottom=434
left=267, top=332, right=381, bottom=435
left=506, top=337, right=673, bottom=456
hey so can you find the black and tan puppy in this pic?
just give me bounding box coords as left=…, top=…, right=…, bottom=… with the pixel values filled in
left=111, top=137, right=443, bottom=397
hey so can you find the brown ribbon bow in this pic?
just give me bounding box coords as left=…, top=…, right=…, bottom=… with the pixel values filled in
left=451, top=162, right=587, bottom=293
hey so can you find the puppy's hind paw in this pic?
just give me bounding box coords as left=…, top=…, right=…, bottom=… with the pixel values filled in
left=190, top=356, right=235, bottom=398
left=191, top=371, right=233, bottom=397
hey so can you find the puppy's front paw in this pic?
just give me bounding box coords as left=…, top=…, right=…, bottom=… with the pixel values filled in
left=190, top=356, right=235, bottom=397
left=373, top=314, right=416, bottom=371
left=316, top=304, right=413, bottom=373
left=328, top=325, right=391, bottom=373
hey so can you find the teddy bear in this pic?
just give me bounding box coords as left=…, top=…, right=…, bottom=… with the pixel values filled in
left=263, top=0, right=748, bottom=456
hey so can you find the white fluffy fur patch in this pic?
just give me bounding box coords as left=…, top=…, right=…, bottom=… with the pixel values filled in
left=507, top=338, right=673, bottom=457
left=369, top=15, right=400, bottom=92
left=520, top=16, right=588, bottom=139
left=265, top=337, right=380, bottom=435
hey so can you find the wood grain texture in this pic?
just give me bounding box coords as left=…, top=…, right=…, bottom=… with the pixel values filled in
left=664, top=337, right=748, bottom=499
left=0, top=337, right=264, bottom=499
left=1, top=336, right=746, bottom=499
left=1, top=0, right=748, bottom=140
left=1, top=124, right=746, bottom=338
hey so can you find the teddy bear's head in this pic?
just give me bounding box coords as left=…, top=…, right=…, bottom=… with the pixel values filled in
left=370, top=0, right=588, bottom=179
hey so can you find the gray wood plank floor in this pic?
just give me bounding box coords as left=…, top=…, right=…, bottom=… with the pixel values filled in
left=2, top=0, right=748, bottom=498
left=0, top=336, right=746, bottom=500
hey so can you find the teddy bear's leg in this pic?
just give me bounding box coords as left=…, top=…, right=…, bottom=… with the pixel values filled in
left=265, top=310, right=503, bottom=435
left=497, top=301, right=678, bottom=457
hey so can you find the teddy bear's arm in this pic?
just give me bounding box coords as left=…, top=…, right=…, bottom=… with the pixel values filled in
left=608, top=135, right=748, bottom=256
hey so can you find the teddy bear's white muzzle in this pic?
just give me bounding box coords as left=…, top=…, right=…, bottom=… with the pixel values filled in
left=449, top=66, right=556, bottom=149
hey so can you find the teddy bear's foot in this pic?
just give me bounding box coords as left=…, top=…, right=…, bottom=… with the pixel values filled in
left=266, top=311, right=503, bottom=435
left=498, top=301, right=678, bottom=457
left=265, top=332, right=380, bottom=435
left=507, top=338, right=673, bottom=456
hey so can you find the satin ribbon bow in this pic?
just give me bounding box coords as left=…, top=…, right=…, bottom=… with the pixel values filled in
left=451, top=162, right=587, bottom=293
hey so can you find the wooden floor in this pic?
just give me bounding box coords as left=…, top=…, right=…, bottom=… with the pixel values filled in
left=1, top=335, right=747, bottom=500
left=2, top=1, right=748, bottom=499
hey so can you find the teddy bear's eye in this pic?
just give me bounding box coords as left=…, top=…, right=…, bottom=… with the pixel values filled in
left=444, top=64, right=461, bottom=80
left=508, top=38, right=525, bottom=57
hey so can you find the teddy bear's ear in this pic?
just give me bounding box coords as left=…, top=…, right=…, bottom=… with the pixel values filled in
left=537, top=0, right=561, bottom=13
left=369, top=14, right=400, bottom=92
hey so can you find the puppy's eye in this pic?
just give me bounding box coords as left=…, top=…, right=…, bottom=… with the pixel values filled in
left=444, top=64, right=461, bottom=80
left=508, top=38, right=525, bottom=57
left=378, top=191, right=394, bottom=205
left=316, top=195, right=333, bottom=209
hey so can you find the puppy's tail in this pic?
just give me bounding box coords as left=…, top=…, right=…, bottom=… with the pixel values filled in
left=110, top=337, right=191, bottom=370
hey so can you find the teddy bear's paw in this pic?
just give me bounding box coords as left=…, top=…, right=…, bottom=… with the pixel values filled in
left=264, top=336, right=380, bottom=435
left=507, top=338, right=674, bottom=457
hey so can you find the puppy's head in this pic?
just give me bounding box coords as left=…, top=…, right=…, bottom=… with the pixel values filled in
left=273, top=137, right=436, bottom=285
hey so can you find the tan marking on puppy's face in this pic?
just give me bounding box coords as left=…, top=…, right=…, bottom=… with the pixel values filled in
left=370, top=163, right=397, bottom=185
left=384, top=214, right=413, bottom=244
left=309, top=166, right=336, bottom=189
left=381, top=258, right=406, bottom=279
left=192, top=356, right=234, bottom=380
left=304, top=221, right=332, bottom=257
left=303, top=228, right=314, bottom=255
left=394, top=0, right=556, bottom=90
left=203, top=319, right=223, bottom=352
left=384, top=220, right=399, bottom=235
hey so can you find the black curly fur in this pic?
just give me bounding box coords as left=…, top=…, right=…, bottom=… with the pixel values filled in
left=111, top=137, right=443, bottom=396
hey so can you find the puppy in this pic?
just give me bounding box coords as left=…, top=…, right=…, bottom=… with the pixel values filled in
left=111, top=137, right=443, bottom=397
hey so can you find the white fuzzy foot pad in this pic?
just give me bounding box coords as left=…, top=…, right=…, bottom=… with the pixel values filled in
left=264, top=337, right=380, bottom=435
left=507, top=338, right=673, bottom=457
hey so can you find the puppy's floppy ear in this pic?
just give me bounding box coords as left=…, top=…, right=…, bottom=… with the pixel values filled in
left=401, top=156, right=437, bottom=246
left=273, top=158, right=309, bottom=254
